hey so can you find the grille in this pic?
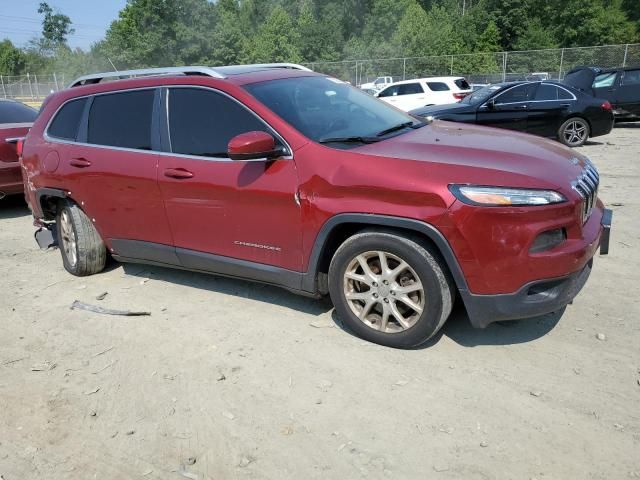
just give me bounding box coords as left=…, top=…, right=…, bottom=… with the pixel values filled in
left=572, top=162, right=599, bottom=223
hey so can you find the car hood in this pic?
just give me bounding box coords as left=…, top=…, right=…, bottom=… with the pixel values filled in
left=411, top=103, right=475, bottom=117
left=353, top=121, right=589, bottom=192
left=563, top=67, right=601, bottom=93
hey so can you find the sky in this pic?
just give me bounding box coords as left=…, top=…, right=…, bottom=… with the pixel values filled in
left=0, top=0, right=128, bottom=50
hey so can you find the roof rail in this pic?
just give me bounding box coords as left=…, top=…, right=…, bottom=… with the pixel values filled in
left=68, top=66, right=224, bottom=88
left=68, top=63, right=313, bottom=88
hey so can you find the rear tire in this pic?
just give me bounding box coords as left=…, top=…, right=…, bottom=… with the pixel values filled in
left=328, top=232, right=453, bottom=348
left=56, top=201, right=106, bottom=276
left=559, top=117, right=590, bottom=147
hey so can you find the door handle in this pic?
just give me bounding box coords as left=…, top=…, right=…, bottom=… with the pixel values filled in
left=559, top=103, right=571, bottom=108
left=70, top=157, right=91, bottom=168
left=164, top=168, right=194, bottom=179
left=514, top=104, right=528, bottom=110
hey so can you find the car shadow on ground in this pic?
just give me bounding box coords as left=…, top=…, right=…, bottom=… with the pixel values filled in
left=329, top=299, right=563, bottom=349
left=0, top=195, right=30, bottom=220
left=120, top=262, right=333, bottom=317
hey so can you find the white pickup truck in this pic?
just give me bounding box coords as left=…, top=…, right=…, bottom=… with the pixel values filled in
left=359, top=76, right=394, bottom=92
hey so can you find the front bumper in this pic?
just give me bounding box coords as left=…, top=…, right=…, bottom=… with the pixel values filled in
left=462, top=208, right=612, bottom=328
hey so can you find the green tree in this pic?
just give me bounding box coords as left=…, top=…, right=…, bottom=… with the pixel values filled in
left=38, top=2, right=74, bottom=51
left=0, top=39, right=26, bottom=75
left=243, top=6, right=302, bottom=63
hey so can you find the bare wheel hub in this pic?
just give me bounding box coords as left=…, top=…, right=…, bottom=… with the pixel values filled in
left=343, top=251, right=425, bottom=334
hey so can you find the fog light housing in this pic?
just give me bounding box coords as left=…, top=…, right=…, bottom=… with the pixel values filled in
left=530, top=228, right=567, bottom=253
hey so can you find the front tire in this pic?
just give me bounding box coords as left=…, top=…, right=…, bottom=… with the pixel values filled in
left=328, top=232, right=454, bottom=348
left=559, top=117, right=590, bottom=147
left=56, top=202, right=106, bottom=276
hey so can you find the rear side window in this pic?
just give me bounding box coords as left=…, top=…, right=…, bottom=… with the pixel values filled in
left=398, top=83, right=424, bottom=95
left=426, top=82, right=450, bottom=91
left=622, top=69, right=640, bottom=85
left=168, top=88, right=272, bottom=158
left=557, top=87, right=574, bottom=100
left=534, top=84, right=561, bottom=101
left=454, top=78, right=471, bottom=90
left=48, top=98, right=86, bottom=141
left=87, top=90, right=154, bottom=150
left=0, top=100, right=37, bottom=124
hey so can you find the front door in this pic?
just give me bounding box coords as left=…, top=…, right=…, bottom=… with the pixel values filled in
left=156, top=87, right=302, bottom=272
left=477, top=83, right=537, bottom=132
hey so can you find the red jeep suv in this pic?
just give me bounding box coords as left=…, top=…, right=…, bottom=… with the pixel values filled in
left=21, top=64, right=612, bottom=348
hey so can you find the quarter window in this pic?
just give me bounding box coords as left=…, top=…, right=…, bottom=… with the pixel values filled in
left=168, top=88, right=274, bottom=158
left=48, top=98, right=86, bottom=141
left=534, top=84, right=562, bottom=101
left=426, top=82, right=450, bottom=91
left=87, top=90, right=155, bottom=150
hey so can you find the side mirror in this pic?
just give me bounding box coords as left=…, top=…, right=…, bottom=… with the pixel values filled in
left=228, top=131, right=285, bottom=161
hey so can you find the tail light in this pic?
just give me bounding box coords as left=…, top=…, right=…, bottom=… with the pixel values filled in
left=453, top=93, right=468, bottom=101
left=601, top=101, right=612, bottom=111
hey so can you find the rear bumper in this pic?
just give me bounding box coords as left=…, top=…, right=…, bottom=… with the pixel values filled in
left=462, top=208, right=612, bottom=328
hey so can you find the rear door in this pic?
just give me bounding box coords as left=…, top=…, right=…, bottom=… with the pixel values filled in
left=526, top=83, right=576, bottom=137
left=156, top=86, right=302, bottom=272
left=378, top=83, right=427, bottom=111
left=476, top=83, right=536, bottom=132
left=53, top=89, right=174, bottom=251
left=616, top=69, right=640, bottom=116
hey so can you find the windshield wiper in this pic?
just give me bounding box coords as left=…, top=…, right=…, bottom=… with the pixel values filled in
left=375, top=121, right=422, bottom=138
left=318, top=136, right=380, bottom=144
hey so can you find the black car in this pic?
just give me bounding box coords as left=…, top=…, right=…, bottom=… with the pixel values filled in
left=563, top=66, right=640, bottom=122
left=410, top=81, right=614, bottom=147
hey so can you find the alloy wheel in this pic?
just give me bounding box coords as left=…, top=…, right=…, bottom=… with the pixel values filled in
left=343, top=251, right=425, bottom=333
left=60, top=209, right=77, bottom=267
left=563, top=119, right=588, bottom=146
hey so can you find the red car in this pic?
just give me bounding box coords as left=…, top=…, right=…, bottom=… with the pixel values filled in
left=0, top=99, right=37, bottom=199
left=21, top=64, right=611, bottom=348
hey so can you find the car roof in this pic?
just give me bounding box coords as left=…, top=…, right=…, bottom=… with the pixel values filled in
left=387, top=76, right=466, bottom=86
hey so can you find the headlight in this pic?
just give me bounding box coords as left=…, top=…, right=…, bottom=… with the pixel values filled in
left=450, top=185, right=566, bottom=206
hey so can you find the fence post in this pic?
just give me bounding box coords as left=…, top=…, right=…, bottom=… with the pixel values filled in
left=27, top=73, right=35, bottom=100
left=559, top=48, right=565, bottom=80
left=502, top=52, right=507, bottom=82
left=623, top=44, right=629, bottom=67
left=450, top=55, right=454, bottom=75
left=403, top=58, right=406, bottom=80
left=53, top=72, right=59, bottom=91
left=34, top=74, right=39, bottom=99
left=0, top=75, right=6, bottom=98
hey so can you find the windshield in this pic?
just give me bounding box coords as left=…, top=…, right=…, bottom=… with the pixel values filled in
left=244, top=76, right=420, bottom=146
left=461, top=85, right=503, bottom=105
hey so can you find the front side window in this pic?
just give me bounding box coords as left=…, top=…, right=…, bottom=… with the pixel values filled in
left=245, top=76, right=419, bottom=146
left=593, top=72, right=617, bottom=88
left=168, top=88, right=273, bottom=158
left=622, top=69, right=640, bottom=85
left=87, top=89, right=154, bottom=150
left=495, top=84, right=536, bottom=104
left=0, top=100, right=37, bottom=124
left=426, top=82, right=450, bottom=92
left=398, top=83, right=424, bottom=95
left=378, top=85, right=399, bottom=97
left=48, top=98, right=86, bottom=141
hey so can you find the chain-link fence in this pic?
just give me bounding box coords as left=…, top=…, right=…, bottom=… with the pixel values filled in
left=305, top=43, right=640, bottom=87
left=2, top=43, right=639, bottom=102
left=0, top=73, right=67, bottom=104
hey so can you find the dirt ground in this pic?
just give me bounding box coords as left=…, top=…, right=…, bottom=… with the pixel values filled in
left=1, top=125, right=639, bottom=480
